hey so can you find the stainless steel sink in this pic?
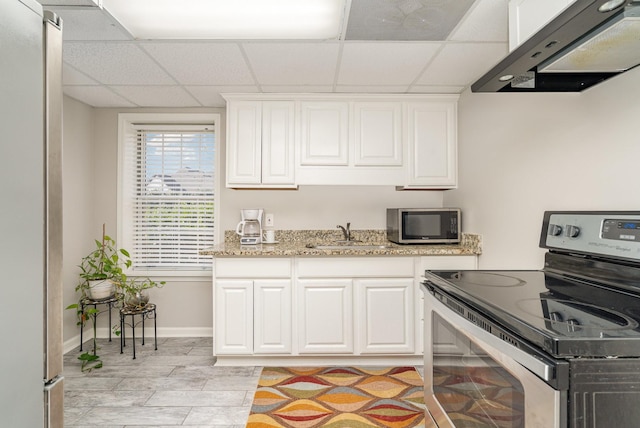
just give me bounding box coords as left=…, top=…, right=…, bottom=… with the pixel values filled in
left=306, top=244, right=392, bottom=250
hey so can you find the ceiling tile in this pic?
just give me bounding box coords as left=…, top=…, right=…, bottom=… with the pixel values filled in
left=63, top=85, right=136, bottom=107
left=63, top=42, right=176, bottom=85
left=346, top=0, right=476, bottom=41
left=449, top=0, right=509, bottom=42
left=46, top=1, right=514, bottom=107
left=110, top=86, right=201, bottom=107
left=338, top=42, right=442, bottom=85
left=242, top=43, right=341, bottom=86
left=47, top=7, right=131, bottom=41
left=63, top=63, right=98, bottom=85
left=140, top=42, right=255, bottom=85
left=186, top=86, right=260, bottom=107
left=415, top=42, right=507, bottom=86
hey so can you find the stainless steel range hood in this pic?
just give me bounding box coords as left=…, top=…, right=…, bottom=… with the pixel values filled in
left=472, top=0, right=640, bottom=92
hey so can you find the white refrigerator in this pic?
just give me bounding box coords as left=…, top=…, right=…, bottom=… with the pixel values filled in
left=0, top=1, right=64, bottom=427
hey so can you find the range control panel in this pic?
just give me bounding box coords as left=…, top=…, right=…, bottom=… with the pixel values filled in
left=541, top=211, right=640, bottom=261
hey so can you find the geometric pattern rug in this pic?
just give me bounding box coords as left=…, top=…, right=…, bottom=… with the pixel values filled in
left=246, top=366, right=426, bottom=427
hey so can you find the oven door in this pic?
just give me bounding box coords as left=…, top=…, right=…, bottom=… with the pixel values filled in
left=423, top=285, right=566, bottom=428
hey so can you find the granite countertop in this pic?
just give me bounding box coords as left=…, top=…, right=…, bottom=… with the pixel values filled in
left=200, top=230, right=481, bottom=257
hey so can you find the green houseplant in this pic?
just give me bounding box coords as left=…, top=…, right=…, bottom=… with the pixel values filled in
left=67, top=225, right=132, bottom=372
left=116, top=276, right=166, bottom=310
left=77, top=225, right=132, bottom=300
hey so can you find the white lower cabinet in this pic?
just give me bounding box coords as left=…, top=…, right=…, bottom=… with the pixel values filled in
left=215, top=280, right=253, bottom=354
left=254, top=280, right=292, bottom=354
left=296, top=257, right=417, bottom=356
left=215, top=278, right=292, bottom=355
left=358, top=278, right=414, bottom=354
left=213, top=255, right=478, bottom=361
left=297, top=277, right=414, bottom=354
left=214, top=258, right=292, bottom=355
left=298, top=279, right=354, bottom=354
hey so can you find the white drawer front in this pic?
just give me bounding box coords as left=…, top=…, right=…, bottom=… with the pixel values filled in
left=297, top=257, right=415, bottom=278
left=214, top=258, right=291, bottom=278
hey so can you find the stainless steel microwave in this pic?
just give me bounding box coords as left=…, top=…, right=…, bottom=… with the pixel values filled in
left=386, top=208, right=461, bottom=244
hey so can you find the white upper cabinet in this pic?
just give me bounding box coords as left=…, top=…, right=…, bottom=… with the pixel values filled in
left=261, top=102, right=296, bottom=185
left=509, top=0, right=576, bottom=50
left=299, top=101, right=349, bottom=166
left=224, top=94, right=458, bottom=189
left=353, top=102, right=402, bottom=166
left=405, top=99, right=457, bottom=188
left=225, top=98, right=295, bottom=188
left=226, top=101, right=261, bottom=185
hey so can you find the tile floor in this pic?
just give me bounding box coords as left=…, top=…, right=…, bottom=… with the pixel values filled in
left=64, top=336, right=426, bottom=427
left=63, top=337, right=259, bottom=427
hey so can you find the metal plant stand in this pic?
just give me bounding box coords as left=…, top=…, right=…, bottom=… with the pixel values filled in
left=79, top=296, right=119, bottom=351
left=119, top=303, right=157, bottom=359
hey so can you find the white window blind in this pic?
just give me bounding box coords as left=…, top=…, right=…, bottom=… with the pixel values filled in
left=120, top=118, right=216, bottom=273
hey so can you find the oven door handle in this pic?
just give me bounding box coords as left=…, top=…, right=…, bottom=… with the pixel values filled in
left=424, top=282, right=562, bottom=386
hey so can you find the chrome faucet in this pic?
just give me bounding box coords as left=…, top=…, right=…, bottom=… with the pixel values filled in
left=337, top=222, right=351, bottom=241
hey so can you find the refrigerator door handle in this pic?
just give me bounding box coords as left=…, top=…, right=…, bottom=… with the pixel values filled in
left=43, top=376, right=64, bottom=428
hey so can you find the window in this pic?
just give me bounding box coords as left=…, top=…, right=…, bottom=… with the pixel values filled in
left=118, top=113, right=220, bottom=276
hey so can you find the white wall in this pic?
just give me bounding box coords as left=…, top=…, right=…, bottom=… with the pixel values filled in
left=445, top=67, right=640, bottom=269
left=62, top=96, right=95, bottom=343
left=221, top=186, right=443, bottom=231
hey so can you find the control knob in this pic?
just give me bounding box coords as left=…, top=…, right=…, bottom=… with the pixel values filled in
left=548, top=224, right=563, bottom=236
left=566, top=225, right=581, bottom=238
left=566, top=318, right=580, bottom=333
left=549, top=312, right=563, bottom=322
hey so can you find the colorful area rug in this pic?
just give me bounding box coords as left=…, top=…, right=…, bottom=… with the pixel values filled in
left=247, top=366, right=426, bottom=427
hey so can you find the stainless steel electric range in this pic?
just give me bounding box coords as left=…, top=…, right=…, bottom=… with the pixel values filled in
left=421, top=211, right=640, bottom=428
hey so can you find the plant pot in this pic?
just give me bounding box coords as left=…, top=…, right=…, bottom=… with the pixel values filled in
left=88, top=279, right=115, bottom=300
left=124, top=290, right=150, bottom=309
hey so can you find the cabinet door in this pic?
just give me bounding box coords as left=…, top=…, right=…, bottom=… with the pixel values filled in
left=353, top=102, right=402, bottom=166
left=298, top=279, right=353, bottom=353
left=358, top=278, right=415, bottom=354
left=508, top=0, right=574, bottom=50
left=406, top=100, right=457, bottom=188
left=299, top=101, right=349, bottom=166
left=254, top=279, right=292, bottom=354
left=214, top=280, right=253, bottom=354
left=261, top=101, right=295, bottom=185
left=226, top=101, right=262, bottom=185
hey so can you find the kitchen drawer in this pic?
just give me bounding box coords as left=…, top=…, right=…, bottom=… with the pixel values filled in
left=214, top=258, right=291, bottom=278
left=420, top=255, right=477, bottom=271
left=296, top=257, right=415, bottom=278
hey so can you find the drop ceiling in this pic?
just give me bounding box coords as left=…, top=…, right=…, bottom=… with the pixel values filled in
left=39, top=0, right=509, bottom=108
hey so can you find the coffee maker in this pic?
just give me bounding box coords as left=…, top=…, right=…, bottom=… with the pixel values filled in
left=236, top=209, right=263, bottom=245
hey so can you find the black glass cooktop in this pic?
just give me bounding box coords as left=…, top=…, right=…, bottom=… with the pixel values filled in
left=425, top=269, right=640, bottom=358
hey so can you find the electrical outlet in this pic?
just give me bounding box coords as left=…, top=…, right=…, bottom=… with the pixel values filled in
left=265, top=213, right=275, bottom=228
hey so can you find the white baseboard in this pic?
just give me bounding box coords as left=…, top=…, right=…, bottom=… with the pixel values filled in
left=64, top=327, right=213, bottom=354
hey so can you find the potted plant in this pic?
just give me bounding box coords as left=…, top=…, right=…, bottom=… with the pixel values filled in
left=116, top=276, right=166, bottom=310
left=65, top=304, right=103, bottom=372
left=66, top=225, right=132, bottom=372
left=77, top=224, right=131, bottom=300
